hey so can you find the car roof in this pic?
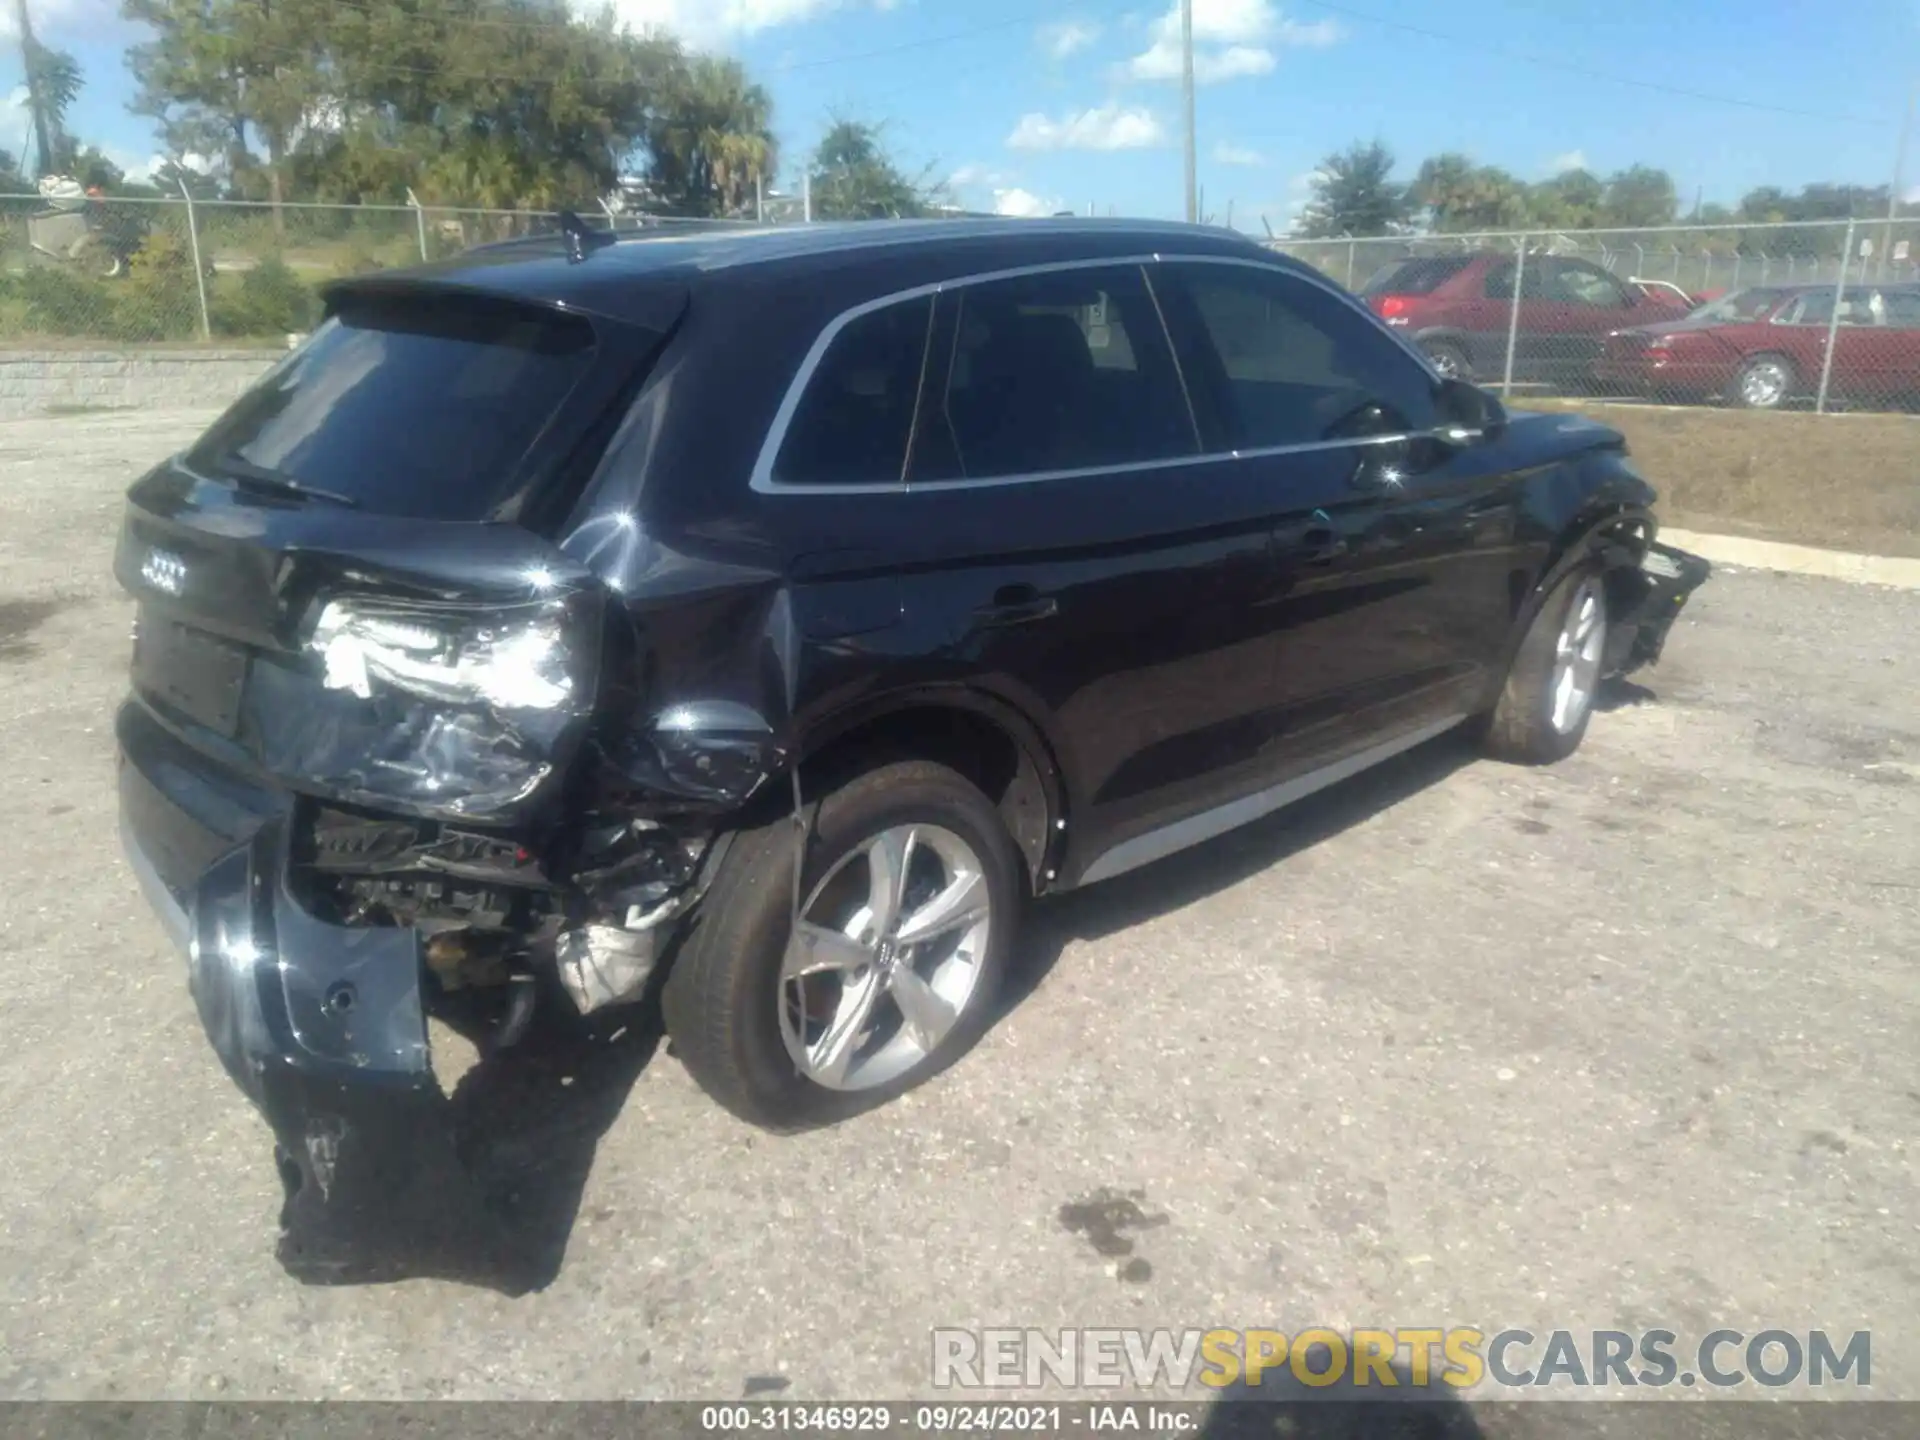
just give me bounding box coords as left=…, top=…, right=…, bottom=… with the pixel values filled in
left=324, top=218, right=1282, bottom=328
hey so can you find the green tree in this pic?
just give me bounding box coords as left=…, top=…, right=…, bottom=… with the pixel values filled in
left=1298, top=140, right=1408, bottom=238
left=807, top=118, right=939, bottom=220
left=644, top=55, right=776, bottom=216
left=23, top=43, right=82, bottom=177
left=122, top=0, right=334, bottom=230
left=1601, top=165, right=1678, bottom=228
left=1410, top=153, right=1531, bottom=232
left=1530, top=168, right=1606, bottom=230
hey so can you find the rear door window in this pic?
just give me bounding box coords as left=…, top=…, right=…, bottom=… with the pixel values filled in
left=187, top=296, right=601, bottom=520
left=912, top=265, right=1195, bottom=482
left=1549, top=260, right=1633, bottom=308
left=1483, top=260, right=1547, bottom=301
left=774, top=295, right=934, bottom=487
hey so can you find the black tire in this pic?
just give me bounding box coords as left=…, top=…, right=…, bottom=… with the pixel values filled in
left=1423, top=340, right=1471, bottom=381
left=661, top=759, right=1021, bottom=1132
left=1483, top=561, right=1610, bottom=765
left=1730, top=353, right=1796, bottom=410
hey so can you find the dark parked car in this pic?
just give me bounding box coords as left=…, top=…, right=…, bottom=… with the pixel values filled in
left=1360, top=250, right=1694, bottom=386
left=1595, top=283, right=1920, bottom=408
left=114, top=218, right=1708, bottom=1280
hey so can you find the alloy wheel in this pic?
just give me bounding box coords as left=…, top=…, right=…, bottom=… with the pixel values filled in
left=1739, top=359, right=1790, bottom=409
left=1549, top=577, right=1608, bottom=734
left=778, top=823, right=993, bottom=1092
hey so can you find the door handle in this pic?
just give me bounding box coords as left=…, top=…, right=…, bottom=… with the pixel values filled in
left=973, top=585, right=1058, bottom=628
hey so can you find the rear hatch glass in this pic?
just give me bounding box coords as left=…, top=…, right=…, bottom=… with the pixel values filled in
left=184, top=295, right=599, bottom=522
left=1359, top=256, right=1471, bottom=296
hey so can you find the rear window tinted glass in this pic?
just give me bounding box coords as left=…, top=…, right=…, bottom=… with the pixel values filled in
left=775, top=296, right=932, bottom=487
left=1360, top=256, right=1470, bottom=296
left=916, top=265, right=1194, bottom=481
left=188, top=298, right=598, bottom=520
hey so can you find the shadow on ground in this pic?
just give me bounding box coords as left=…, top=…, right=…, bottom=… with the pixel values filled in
left=277, top=727, right=1483, bottom=1296
left=1006, top=727, right=1479, bottom=1015
left=275, top=998, right=666, bottom=1297
left=1200, top=1359, right=1485, bottom=1440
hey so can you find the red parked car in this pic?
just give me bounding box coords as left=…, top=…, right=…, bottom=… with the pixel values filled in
left=1595, top=283, right=1920, bottom=409
left=1359, top=251, right=1693, bottom=387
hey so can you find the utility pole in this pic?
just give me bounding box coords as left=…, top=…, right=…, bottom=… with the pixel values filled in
left=1887, top=81, right=1915, bottom=275
left=1180, top=0, right=1197, bottom=223
left=13, top=0, right=54, bottom=179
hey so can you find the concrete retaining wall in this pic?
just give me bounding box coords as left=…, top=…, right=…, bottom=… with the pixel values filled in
left=0, top=348, right=283, bottom=421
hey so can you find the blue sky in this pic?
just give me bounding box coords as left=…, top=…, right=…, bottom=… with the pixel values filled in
left=4, top=0, right=1918, bottom=231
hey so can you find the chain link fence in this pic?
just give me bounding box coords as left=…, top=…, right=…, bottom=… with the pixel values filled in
left=10, top=199, right=1920, bottom=417
left=0, top=193, right=766, bottom=347
left=1272, top=218, right=1920, bottom=414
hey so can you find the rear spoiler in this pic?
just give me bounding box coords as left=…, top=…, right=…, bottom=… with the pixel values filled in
left=318, top=265, right=688, bottom=336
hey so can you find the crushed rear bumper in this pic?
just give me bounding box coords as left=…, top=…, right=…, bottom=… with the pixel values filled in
left=116, top=701, right=540, bottom=1292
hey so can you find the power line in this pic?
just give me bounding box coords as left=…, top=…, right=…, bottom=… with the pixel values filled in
left=1294, top=0, right=1885, bottom=127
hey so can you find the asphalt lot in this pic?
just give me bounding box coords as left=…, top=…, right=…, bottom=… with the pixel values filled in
left=0, top=410, right=1916, bottom=1406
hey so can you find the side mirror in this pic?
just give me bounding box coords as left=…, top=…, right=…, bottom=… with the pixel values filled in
left=1435, top=376, right=1506, bottom=442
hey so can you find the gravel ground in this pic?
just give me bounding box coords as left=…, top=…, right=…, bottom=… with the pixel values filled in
left=0, top=411, right=1915, bottom=1408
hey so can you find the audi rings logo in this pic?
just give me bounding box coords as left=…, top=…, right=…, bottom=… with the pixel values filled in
left=141, top=548, right=187, bottom=596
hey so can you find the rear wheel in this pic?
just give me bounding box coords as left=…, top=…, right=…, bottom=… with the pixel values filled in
left=1731, top=353, right=1796, bottom=410
left=1483, top=564, right=1610, bottom=765
left=662, top=759, right=1020, bottom=1131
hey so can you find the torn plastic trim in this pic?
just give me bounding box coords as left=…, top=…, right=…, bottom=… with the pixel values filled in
left=554, top=827, right=736, bottom=1014
left=184, top=815, right=431, bottom=1092
left=134, top=811, right=543, bottom=1290
left=1605, top=541, right=1713, bottom=677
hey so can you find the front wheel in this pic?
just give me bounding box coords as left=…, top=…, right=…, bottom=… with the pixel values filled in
left=1483, top=564, right=1610, bottom=765
left=662, top=759, right=1021, bottom=1131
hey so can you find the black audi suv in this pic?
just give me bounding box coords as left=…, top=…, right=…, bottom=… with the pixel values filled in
left=114, top=217, right=1707, bottom=1278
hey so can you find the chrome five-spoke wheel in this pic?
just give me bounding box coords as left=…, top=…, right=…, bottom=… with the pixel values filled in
left=1549, top=576, right=1607, bottom=735
left=779, top=822, right=992, bottom=1092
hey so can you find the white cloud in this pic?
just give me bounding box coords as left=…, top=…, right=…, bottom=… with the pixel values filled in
left=1038, top=18, right=1103, bottom=59
left=1213, top=141, right=1265, bottom=167
left=102, top=149, right=165, bottom=182
left=1007, top=104, right=1166, bottom=151
left=949, top=163, right=1005, bottom=189
left=1547, top=149, right=1589, bottom=175
left=994, top=187, right=1062, bottom=218
left=1289, top=169, right=1321, bottom=192
left=1120, top=0, right=1339, bottom=84
left=606, top=0, right=887, bottom=44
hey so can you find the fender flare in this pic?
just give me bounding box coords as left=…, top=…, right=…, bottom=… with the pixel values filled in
left=1491, top=501, right=1656, bottom=697
left=792, top=681, right=1073, bottom=890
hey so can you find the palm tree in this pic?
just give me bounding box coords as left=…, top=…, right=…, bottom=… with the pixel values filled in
left=23, top=43, right=81, bottom=179
left=646, top=56, right=774, bottom=217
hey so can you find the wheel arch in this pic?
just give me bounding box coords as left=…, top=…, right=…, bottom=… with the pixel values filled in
left=1497, top=492, right=1657, bottom=695
left=792, top=686, right=1069, bottom=894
